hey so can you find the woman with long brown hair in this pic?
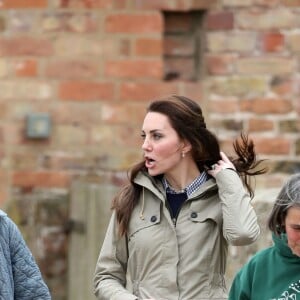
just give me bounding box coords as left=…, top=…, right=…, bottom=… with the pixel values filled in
left=94, top=95, right=266, bottom=300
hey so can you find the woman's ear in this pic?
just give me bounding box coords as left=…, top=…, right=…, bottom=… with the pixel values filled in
left=182, top=140, right=192, bottom=153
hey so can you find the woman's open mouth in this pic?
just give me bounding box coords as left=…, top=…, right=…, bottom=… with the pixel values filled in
left=145, top=157, right=155, bottom=169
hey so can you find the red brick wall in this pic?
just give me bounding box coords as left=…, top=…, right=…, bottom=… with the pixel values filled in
left=0, top=0, right=298, bottom=202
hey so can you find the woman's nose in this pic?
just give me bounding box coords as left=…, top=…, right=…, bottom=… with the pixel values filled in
left=142, top=138, right=151, bottom=150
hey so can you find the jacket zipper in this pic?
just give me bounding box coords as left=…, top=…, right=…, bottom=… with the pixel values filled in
left=172, top=202, right=184, bottom=227
left=167, top=201, right=185, bottom=227
left=165, top=200, right=177, bottom=227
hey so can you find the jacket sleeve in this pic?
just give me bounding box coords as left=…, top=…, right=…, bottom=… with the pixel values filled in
left=93, top=211, right=138, bottom=300
left=8, top=217, right=52, bottom=299
left=215, top=169, right=260, bottom=245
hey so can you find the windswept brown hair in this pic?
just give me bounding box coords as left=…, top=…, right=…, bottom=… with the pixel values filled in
left=113, top=95, right=267, bottom=236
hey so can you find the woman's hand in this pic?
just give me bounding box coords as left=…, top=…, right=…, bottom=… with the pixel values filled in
left=207, top=151, right=236, bottom=178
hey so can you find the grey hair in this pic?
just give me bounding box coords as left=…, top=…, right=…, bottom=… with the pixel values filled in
left=268, top=173, right=300, bottom=235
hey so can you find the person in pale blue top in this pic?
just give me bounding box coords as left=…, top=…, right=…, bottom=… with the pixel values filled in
left=0, top=209, right=51, bottom=299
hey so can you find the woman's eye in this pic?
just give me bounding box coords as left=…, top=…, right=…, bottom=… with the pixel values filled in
left=141, top=133, right=146, bottom=140
left=153, top=133, right=162, bottom=140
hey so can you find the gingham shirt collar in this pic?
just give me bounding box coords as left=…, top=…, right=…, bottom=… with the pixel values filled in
left=162, top=171, right=208, bottom=197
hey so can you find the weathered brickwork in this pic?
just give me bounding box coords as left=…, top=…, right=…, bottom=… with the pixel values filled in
left=0, top=0, right=299, bottom=299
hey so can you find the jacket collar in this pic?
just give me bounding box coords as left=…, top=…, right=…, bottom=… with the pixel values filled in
left=134, top=171, right=217, bottom=201
left=0, top=210, right=6, bottom=217
left=134, top=171, right=165, bottom=201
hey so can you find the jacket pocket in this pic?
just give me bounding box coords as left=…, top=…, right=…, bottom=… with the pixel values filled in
left=189, top=199, right=222, bottom=225
left=128, top=212, right=161, bottom=240
left=126, top=209, right=164, bottom=275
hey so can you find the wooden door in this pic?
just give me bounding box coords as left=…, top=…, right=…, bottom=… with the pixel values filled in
left=68, top=180, right=118, bottom=300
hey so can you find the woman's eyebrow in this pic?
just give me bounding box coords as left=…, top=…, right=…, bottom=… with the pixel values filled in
left=141, top=129, right=162, bottom=134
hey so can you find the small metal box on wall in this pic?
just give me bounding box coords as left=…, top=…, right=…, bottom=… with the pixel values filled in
left=26, top=113, right=51, bottom=139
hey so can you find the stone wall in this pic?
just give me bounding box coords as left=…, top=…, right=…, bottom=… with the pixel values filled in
left=6, top=188, right=69, bottom=300
left=0, top=0, right=299, bottom=299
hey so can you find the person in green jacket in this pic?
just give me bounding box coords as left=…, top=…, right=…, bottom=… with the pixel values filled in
left=229, top=173, right=300, bottom=300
